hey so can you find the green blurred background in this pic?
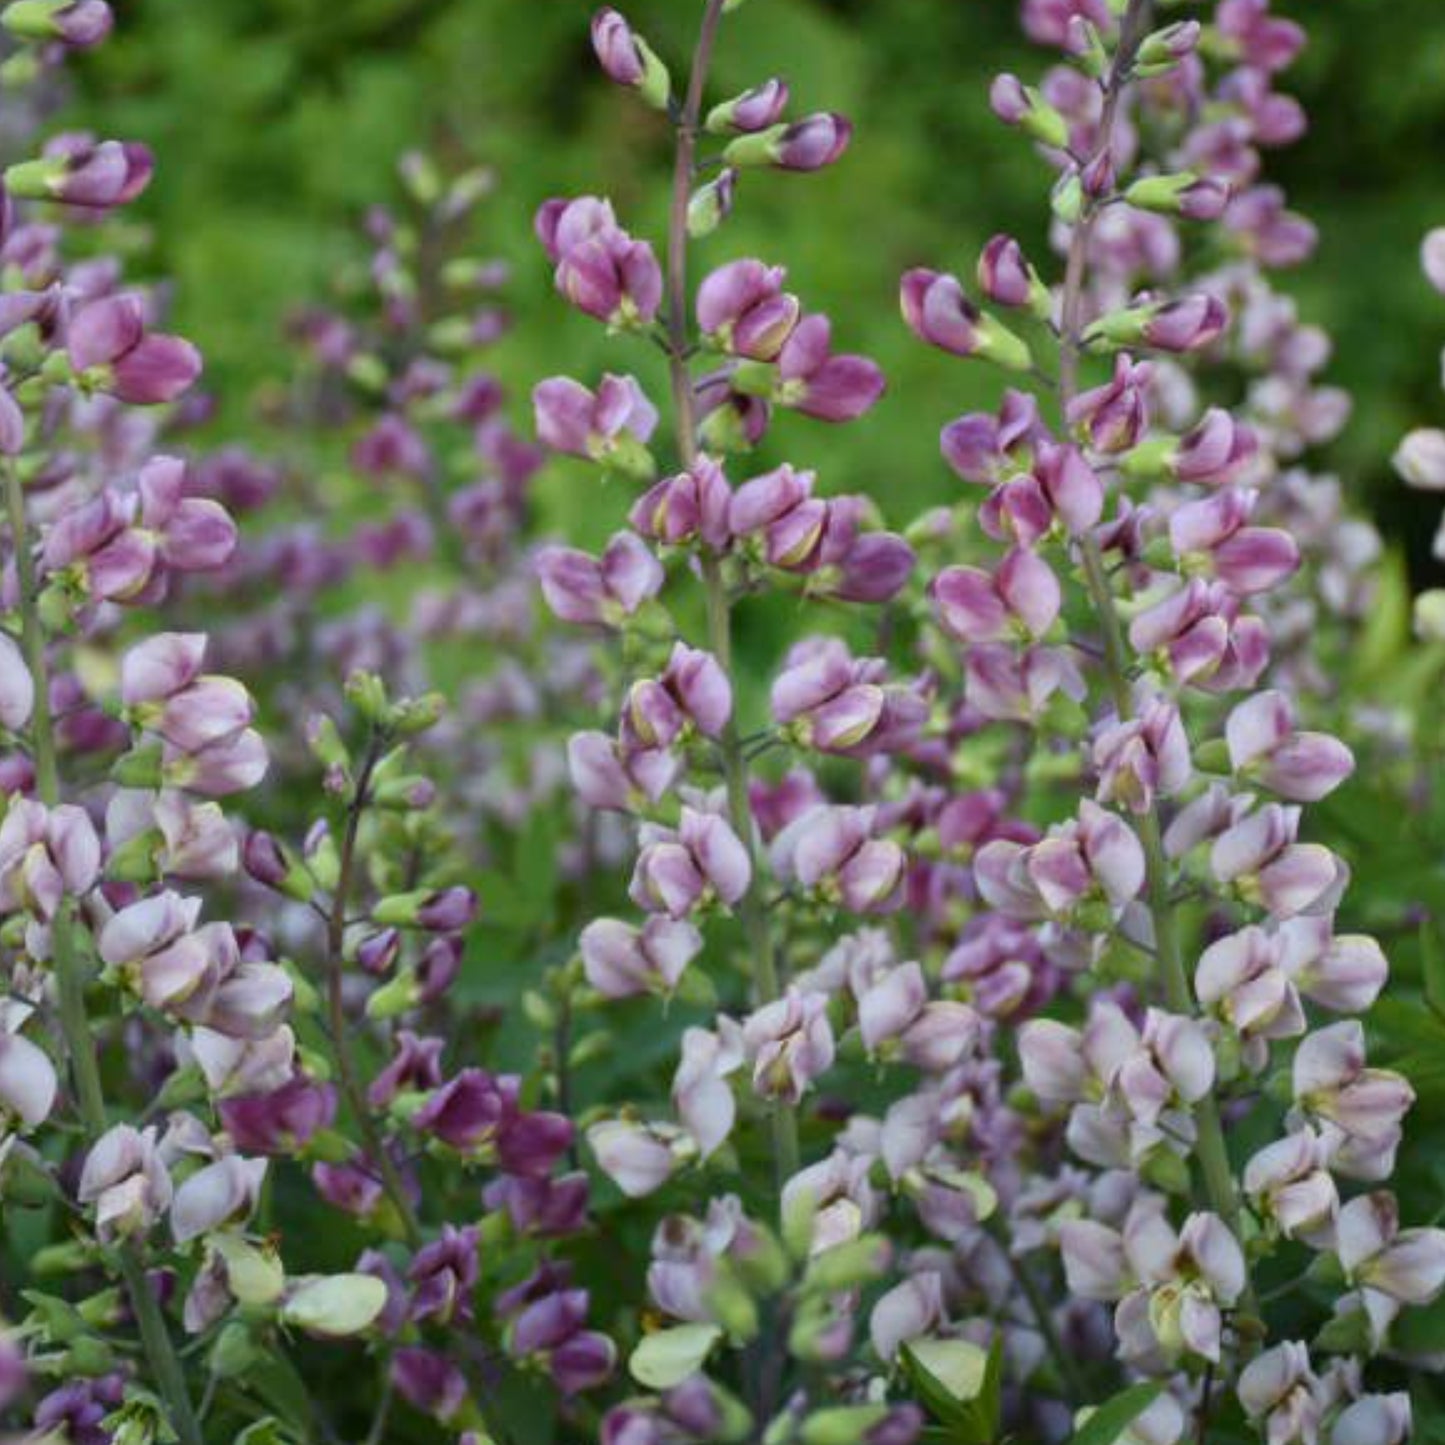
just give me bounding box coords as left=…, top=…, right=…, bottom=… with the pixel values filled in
left=69, top=0, right=1445, bottom=580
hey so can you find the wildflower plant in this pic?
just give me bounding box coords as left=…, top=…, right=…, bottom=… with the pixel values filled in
left=2, top=0, right=1444, bottom=1442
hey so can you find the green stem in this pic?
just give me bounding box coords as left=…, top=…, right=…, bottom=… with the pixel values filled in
left=323, top=733, right=424, bottom=1250
left=664, top=0, right=800, bottom=1185
left=999, top=1233, right=1088, bottom=1402
left=5, top=462, right=206, bottom=1445
left=1057, top=0, right=1257, bottom=1319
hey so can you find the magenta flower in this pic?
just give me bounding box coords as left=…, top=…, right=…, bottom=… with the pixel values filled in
left=697, top=258, right=800, bottom=361
left=630, top=806, right=752, bottom=917
left=535, top=531, right=664, bottom=627
left=533, top=372, right=658, bottom=476
left=774, top=313, right=885, bottom=421
left=67, top=293, right=201, bottom=403
left=4, top=133, right=152, bottom=210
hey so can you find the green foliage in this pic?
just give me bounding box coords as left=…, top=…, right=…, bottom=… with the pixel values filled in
left=63, top=1, right=1445, bottom=584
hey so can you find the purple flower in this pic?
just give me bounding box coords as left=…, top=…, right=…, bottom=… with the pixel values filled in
left=774, top=313, right=885, bottom=421
left=630, top=807, right=752, bottom=917
left=5, top=134, right=152, bottom=210
left=218, top=1076, right=335, bottom=1154
left=391, top=1347, right=468, bottom=1424
left=536, top=531, right=663, bottom=626
left=697, top=258, right=800, bottom=361
left=408, top=1222, right=480, bottom=1326
left=534, top=373, right=658, bottom=476
left=67, top=293, right=201, bottom=403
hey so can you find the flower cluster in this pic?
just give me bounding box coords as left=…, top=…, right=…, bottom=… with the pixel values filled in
left=1396, top=227, right=1445, bottom=640
left=3, top=0, right=1442, bottom=1441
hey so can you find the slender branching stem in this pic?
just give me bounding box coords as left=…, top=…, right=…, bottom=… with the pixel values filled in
left=1054, top=0, right=1257, bottom=1316
left=5, top=461, right=206, bottom=1445
left=323, top=732, right=424, bottom=1250
left=663, top=0, right=800, bottom=1183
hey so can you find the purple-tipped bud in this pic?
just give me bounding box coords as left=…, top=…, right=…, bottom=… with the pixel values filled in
left=899, top=268, right=1031, bottom=370
left=732, top=112, right=852, bottom=172
left=707, top=78, right=790, bottom=134
left=988, top=74, right=1068, bottom=148
left=3, top=1, right=114, bottom=48
left=977, top=234, right=1044, bottom=309
left=5, top=136, right=152, bottom=210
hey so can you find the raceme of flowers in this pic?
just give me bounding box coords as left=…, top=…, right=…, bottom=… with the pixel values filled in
left=1, top=1, right=1441, bottom=1444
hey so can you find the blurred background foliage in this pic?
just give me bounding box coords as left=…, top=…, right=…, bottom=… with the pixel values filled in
left=64, top=0, right=1445, bottom=581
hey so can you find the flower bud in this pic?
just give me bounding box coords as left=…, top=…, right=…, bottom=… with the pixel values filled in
left=688, top=168, right=737, bottom=238
left=5, top=137, right=152, bottom=210
left=590, top=8, right=670, bottom=109
left=1124, top=173, right=1231, bottom=221
left=707, top=79, right=789, bottom=134
left=3, top=0, right=112, bottom=45
left=977, top=234, right=1051, bottom=314
left=723, top=113, right=852, bottom=172
left=1393, top=428, right=1445, bottom=490
left=989, top=74, right=1068, bottom=148
left=899, top=269, right=1032, bottom=371
left=1135, top=19, right=1201, bottom=74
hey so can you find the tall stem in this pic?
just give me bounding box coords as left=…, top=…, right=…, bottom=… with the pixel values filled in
left=663, top=0, right=800, bottom=1183
left=324, top=734, right=424, bottom=1250
left=1056, top=2, right=1254, bottom=1303
left=5, top=464, right=206, bottom=1445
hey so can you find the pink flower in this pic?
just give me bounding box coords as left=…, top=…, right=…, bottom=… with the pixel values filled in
left=630, top=807, right=752, bottom=917
left=579, top=916, right=702, bottom=999
left=533, top=373, right=658, bottom=475
left=697, top=259, right=800, bottom=361
left=770, top=804, right=906, bottom=914
left=743, top=989, right=836, bottom=1104
left=1224, top=690, right=1354, bottom=801
left=536, top=531, right=664, bottom=626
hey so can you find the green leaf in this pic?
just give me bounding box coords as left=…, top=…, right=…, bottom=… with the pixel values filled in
left=629, top=1323, right=723, bottom=1391
left=1395, top=1295, right=1445, bottom=1355
left=1424, top=924, right=1445, bottom=1022
left=1069, top=1383, right=1165, bottom=1445
left=900, top=1336, right=1000, bottom=1445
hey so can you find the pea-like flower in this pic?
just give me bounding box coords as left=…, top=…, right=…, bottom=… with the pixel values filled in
left=78, top=1124, right=173, bottom=1242
left=1060, top=1199, right=1246, bottom=1365
left=770, top=803, right=906, bottom=914
left=1291, top=1022, right=1414, bottom=1181
left=630, top=806, right=752, bottom=917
